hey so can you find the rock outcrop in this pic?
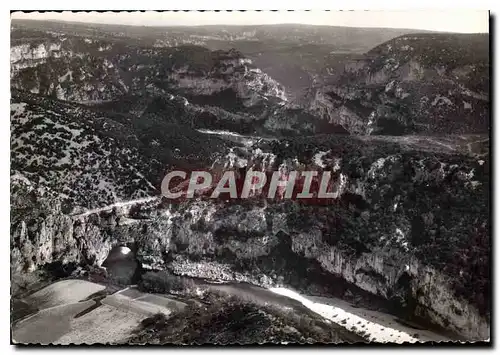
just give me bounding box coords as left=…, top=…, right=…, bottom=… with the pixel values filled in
left=10, top=21, right=491, bottom=343
left=310, top=33, right=490, bottom=135
left=11, top=133, right=490, bottom=341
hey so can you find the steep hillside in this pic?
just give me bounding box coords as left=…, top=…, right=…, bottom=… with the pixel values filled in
left=10, top=19, right=491, bottom=344
left=12, top=20, right=425, bottom=104
left=11, top=28, right=350, bottom=136
left=11, top=132, right=490, bottom=340
left=14, top=25, right=489, bottom=138
left=10, top=93, right=157, bottom=210
left=10, top=91, right=233, bottom=210
left=310, top=33, right=490, bottom=135
left=11, top=29, right=286, bottom=108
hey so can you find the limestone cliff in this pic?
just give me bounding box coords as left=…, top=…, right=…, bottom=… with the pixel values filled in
left=11, top=134, right=490, bottom=341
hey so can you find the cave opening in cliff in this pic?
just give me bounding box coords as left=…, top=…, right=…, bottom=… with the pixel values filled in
left=102, top=244, right=143, bottom=286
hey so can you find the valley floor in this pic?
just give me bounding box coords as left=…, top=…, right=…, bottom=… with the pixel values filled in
left=11, top=280, right=186, bottom=345
left=269, top=287, right=451, bottom=344
left=11, top=278, right=453, bottom=345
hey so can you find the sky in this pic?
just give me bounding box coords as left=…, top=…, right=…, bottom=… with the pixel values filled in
left=11, top=10, right=489, bottom=33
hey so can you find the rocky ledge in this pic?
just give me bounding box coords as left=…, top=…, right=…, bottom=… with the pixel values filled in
left=11, top=134, right=490, bottom=341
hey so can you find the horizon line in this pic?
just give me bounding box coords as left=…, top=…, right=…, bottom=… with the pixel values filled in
left=10, top=11, right=490, bottom=34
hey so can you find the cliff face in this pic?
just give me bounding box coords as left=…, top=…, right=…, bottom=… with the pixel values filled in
left=310, top=33, right=490, bottom=135
left=10, top=21, right=490, bottom=343
left=162, top=49, right=288, bottom=107
left=11, top=33, right=331, bottom=136
left=10, top=30, right=125, bottom=101
left=11, top=133, right=490, bottom=340
left=10, top=34, right=287, bottom=112
left=11, top=26, right=490, bottom=138
left=11, top=42, right=62, bottom=70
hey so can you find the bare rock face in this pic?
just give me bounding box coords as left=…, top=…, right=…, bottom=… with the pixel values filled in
left=310, top=33, right=489, bottom=135
left=10, top=174, right=79, bottom=275
left=10, top=133, right=490, bottom=341
left=10, top=37, right=288, bottom=117
left=165, top=49, right=287, bottom=105
left=10, top=21, right=490, bottom=344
